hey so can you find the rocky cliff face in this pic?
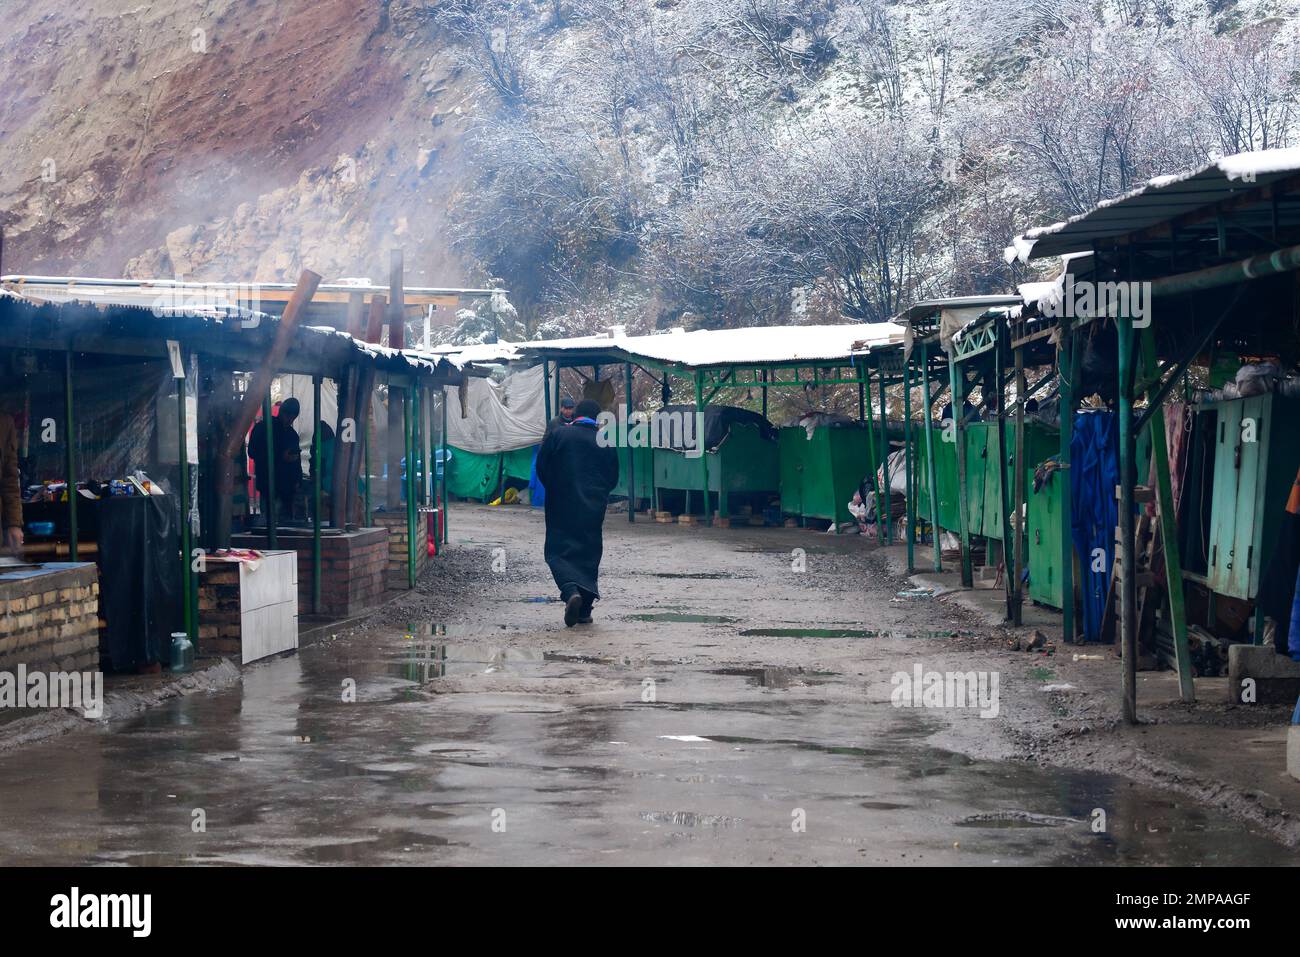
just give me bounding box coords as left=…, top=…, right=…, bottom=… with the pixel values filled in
left=0, top=0, right=481, bottom=286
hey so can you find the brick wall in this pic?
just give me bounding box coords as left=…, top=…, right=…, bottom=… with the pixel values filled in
left=371, top=512, right=429, bottom=589
left=197, top=563, right=243, bottom=657
left=0, top=563, right=99, bottom=673
left=230, top=528, right=388, bottom=617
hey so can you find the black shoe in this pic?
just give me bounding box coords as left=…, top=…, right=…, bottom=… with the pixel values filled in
left=564, top=594, right=583, bottom=627
left=577, top=612, right=593, bottom=624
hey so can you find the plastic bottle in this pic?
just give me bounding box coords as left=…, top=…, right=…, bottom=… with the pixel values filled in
left=170, top=632, right=194, bottom=673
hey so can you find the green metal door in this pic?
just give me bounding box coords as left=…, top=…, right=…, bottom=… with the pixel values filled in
left=779, top=427, right=807, bottom=518
left=1027, top=469, right=1065, bottom=608
left=1207, top=401, right=1242, bottom=597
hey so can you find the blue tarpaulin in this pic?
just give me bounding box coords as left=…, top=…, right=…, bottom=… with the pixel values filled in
left=529, top=446, right=545, bottom=508
left=1071, top=410, right=1119, bottom=643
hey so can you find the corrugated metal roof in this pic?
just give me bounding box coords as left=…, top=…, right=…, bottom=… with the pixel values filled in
left=1006, top=147, right=1300, bottom=262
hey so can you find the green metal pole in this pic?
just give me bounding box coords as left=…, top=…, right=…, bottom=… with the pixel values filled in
left=312, top=375, right=322, bottom=615
left=543, top=360, right=552, bottom=423
left=994, top=318, right=1016, bottom=621
left=949, top=354, right=973, bottom=587
left=626, top=362, right=635, bottom=524
left=694, top=370, right=710, bottom=525
left=262, top=392, right=277, bottom=549
left=878, top=365, right=891, bottom=544
left=406, top=387, right=417, bottom=588
left=1140, top=324, right=1195, bottom=703
left=1013, top=333, right=1026, bottom=627
left=921, top=342, right=941, bottom=572
left=440, top=387, right=448, bottom=545
left=177, top=365, right=192, bottom=640
left=363, top=399, right=372, bottom=528
left=904, top=353, right=915, bottom=573
left=64, top=349, right=78, bottom=562
left=1118, top=315, right=1138, bottom=725
left=1059, top=321, right=1076, bottom=642
left=860, top=363, right=884, bottom=543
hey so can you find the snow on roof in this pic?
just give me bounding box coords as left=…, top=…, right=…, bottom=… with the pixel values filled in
left=518, top=322, right=905, bottom=369
left=1005, top=147, right=1300, bottom=262
left=0, top=275, right=501, bottom=306
left=899, top=295, right=1022, bottom=325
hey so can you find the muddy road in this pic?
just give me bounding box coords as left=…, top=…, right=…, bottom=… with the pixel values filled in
left=0, top=505, right=1290, bottom=865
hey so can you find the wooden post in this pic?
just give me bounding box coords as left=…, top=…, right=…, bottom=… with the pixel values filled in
left=331, top=291, right=366, bottom=528
left=1140, top=325, right=1196, bottom=703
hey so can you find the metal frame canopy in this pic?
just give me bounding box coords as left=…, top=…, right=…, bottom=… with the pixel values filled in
left=1005, top=146, right=1300, bottom=724
left=900, top=295, right=1023, bottom=342
left=1, top=275, right=505, bottom=331
left=500, top=322, right=908, bottom=533
left=516, top=322, right=906, bottom=375
left=1005, top=147, right=1300, bottom=264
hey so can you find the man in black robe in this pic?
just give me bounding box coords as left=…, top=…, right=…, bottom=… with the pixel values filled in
left=535, top=399, right=619, bottom=626
left=248, top=397, right=304, bottom=523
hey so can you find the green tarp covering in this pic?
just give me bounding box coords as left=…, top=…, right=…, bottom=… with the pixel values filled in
left=446, top=445, right=540, bottom=502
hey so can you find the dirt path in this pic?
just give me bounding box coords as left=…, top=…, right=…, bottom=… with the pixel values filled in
left=0, top=504, right=1291, bottom=865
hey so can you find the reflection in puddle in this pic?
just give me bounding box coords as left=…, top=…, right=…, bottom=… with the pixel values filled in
left=627, top=613, right=739, bottom=623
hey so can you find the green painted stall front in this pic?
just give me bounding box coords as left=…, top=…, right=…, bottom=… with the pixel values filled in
left=778, top=425, right=873, bottom=526
left=612, top=444, right=655, bottom=506
left=653, top=423, right=779, bottom=516
left=1181, top=392, right=1300, bottom=604
left=915, top=419, right=1064, bottom=606
left=445, top=445, right=537, bottom=502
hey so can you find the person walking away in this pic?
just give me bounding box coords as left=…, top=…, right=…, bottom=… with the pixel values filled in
left=535, top=399, right=619, bottom=626
left=248, top=397, right=304, bottom=524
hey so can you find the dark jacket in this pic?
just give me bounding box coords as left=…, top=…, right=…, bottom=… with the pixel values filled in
left=544, top=412, right=574, bottom=439
left=535, top=418, right=619, bottom=598
left=248, top=416, right=303, bottom=497
left=0, top=413, right=21, bottom=531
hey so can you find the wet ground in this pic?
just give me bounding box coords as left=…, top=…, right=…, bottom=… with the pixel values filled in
left=0, top=505, right=1292, bottom=865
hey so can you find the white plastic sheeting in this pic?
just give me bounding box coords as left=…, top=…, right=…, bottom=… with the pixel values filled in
left=443, top=363, right=547, bottom=454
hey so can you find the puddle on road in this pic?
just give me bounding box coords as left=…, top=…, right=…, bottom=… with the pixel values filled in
left=643, top=572, right=741, bottom=580
left=741, top=627, right=877, bottom=638
left=0, top=619, right=1292, bottom=866
left=956, top=811, right=1081, bottom=829
left=739, top=627, right=979, bottom=640
left=639, top=810, right=742, bottom=828
left=627, top=612, right=739, bottom=624
left=707, top=667, right=793, bottom=688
